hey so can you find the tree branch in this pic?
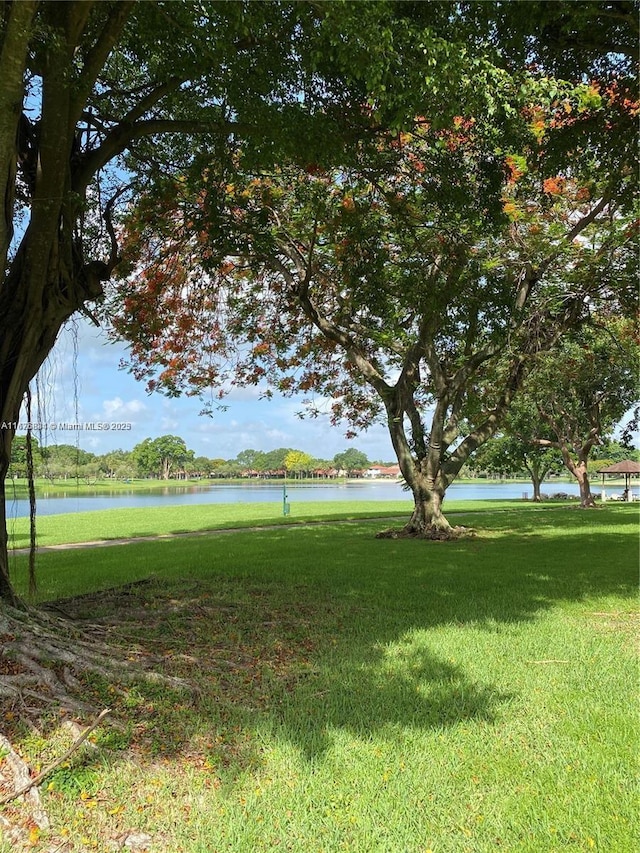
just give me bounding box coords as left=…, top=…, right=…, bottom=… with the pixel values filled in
left=119, top=77, right=185, bottom=126
left=445, top=353, right=529, bottom=478
left=565, top=195, right=612, bottom=244
left=0, top=708, right=111, bottom=805
left=72, top=1, right=136, bottom=123
left=74, top=117, right=243, bottom=193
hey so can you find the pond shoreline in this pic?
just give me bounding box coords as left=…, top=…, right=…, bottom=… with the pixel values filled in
left=3, top=478, right=608, bottom=519
left=7, top=474, right=584, bottom=497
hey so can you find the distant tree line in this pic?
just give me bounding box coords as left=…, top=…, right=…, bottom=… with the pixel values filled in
left=466, top=439, right=638, bottom=502
left=8, top=437, right=376, bottom=483
left=11, top=431, right=635, bottom=496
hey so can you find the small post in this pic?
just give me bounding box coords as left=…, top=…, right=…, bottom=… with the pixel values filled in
left=283, top=482, right=290, bottom=516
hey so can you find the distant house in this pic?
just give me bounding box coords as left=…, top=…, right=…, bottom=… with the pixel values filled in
left=240, top=468, right=288, bottom=479
left=365, top=465, right=401, bottom=479
left=313, top=467, right=339, bottom=479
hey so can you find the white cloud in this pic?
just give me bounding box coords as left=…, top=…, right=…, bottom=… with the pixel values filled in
left=223, top=384, right=270, bottom=402
left=102, top=397, right=147, bottom=418
left=160, top=417, right=181, bottom=431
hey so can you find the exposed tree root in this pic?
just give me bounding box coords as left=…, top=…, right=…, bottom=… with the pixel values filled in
left=1, top=712, right=112, bottom=849
left=1, top=709, right=111, bottom=807
left=375, top=525, right=476, bottom=541
left=0, top=731, right=50, bottom=847
left=1, top=603, right=189, bottom=717
left=0, top=592, right=195, bottom=850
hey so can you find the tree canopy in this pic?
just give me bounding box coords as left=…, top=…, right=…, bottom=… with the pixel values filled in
left=132, top=435, right=193, bottom=480
left=506, top=317, right=639, bottom=506
left=112, top=83, right=636, bottom=534
left=334, top=448, right=370, bottom=474
left=468, top=416, right=564, bottom=502
left=2, top=0, right=478, bottom=603
left=1, top=0, right=638, bottom=601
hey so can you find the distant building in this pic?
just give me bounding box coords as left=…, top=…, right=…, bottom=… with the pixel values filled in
left=313, top=467, right=339, bottom=478
left=365, top=465, right=401, bottom=479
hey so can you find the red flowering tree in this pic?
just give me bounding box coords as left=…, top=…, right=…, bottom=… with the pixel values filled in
left=3, top=0, right=514, bottom=606
left=112, top=91, right=636, bottom=536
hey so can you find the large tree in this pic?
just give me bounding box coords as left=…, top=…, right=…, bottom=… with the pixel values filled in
left=98, top=447, right=136, bottom=480
left=334, top=448, right=370, bottom=476
left=507, top=318, right=639, bottom=507
left=7, top=435, right=38, bottom=480
left=112, top=96, right=635, bottom=535
left=37, top=443, right=96, bottom=481
left=2, top=0, right=466, bottom=605
left=468, top=429, right=563, bottom=502
left=284, top=450, right=314, bottom=479
left=132, top=434, right=193, bottom=480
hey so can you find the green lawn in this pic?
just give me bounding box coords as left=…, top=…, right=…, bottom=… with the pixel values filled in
left=8, top=497, right=574, bottom=551
left=2, top=503, right=638, bottom=852
left=6, top=499, right=413, bottom=550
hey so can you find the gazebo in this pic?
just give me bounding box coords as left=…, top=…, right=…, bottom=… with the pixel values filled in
left=597, top=460, right=640, bottom=501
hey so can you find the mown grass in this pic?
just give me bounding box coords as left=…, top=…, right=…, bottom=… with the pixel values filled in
left=7, top=497, right=573, bottom=550
left=1, top=504, right=638, bottom=852
left=5, top=499, right=411, bottom=550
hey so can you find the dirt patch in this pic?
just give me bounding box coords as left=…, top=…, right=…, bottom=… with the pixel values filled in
left=375, top=525, right=476, bottom=541
left=588, top=610, right=640, bottom=650
left=1, top=577, right=334, bottom=850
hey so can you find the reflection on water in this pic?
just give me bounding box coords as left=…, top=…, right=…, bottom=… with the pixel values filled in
left=3, top=479, right=591, bottom=519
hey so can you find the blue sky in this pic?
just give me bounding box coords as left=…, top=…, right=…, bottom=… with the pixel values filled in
left=21, top=318, right=396, bottom=463
left=19, top=316, right=635, bottom=465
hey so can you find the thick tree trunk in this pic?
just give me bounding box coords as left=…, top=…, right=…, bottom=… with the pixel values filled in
left=575, top=464, right=596, bottom=507
left=405, top=487, right=451, bottom=533
left=531, top=471, right=543, bottom=502
left=559, top=450, right=596, bottom=508
left=0, top=3, right=130, bottom=605
left=0, top=260, right=101, bottom=603
left=0, top=409, right=24, bottom=607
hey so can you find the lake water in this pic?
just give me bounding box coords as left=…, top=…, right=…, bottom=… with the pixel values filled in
left=4, top=479, right=591, bottom=518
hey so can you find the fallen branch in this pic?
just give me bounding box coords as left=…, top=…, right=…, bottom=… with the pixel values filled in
left=526, top=659, right=570, bottom=664
left=0, top=707, right=111, bottom=805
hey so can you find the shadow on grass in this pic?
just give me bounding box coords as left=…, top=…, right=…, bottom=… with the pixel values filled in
left=6, top=505, right=636, bottom=787
left=269, top=641, right=509, bottom=761
left=5, top=532, right=30, bottom=546
left=37, top=577, right=511, bottom=783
